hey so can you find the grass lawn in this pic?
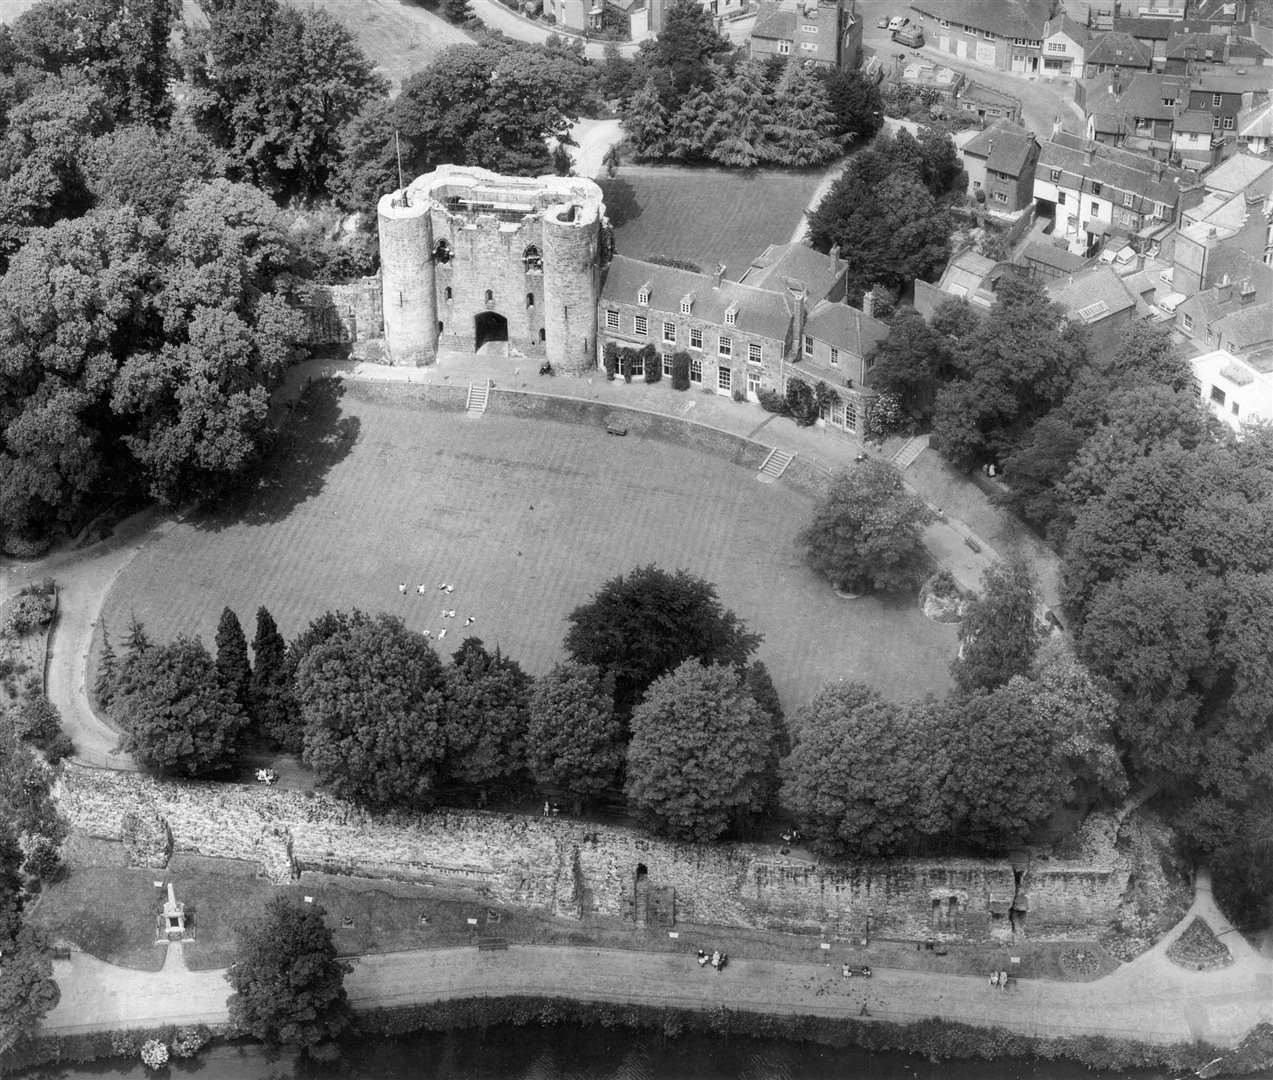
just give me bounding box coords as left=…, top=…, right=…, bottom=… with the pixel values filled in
left=34, top=838, right=1117, bottom=980
left=98, top=387, right=956, bottom=714
left=599, top=164, right=832, bottom=283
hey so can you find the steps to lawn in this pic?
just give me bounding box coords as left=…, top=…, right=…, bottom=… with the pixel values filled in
left=466, top=382, right=490, bottom=417
left=890, top=434, right=929, bottom=471
left=757, top=447, right=794, bottom=483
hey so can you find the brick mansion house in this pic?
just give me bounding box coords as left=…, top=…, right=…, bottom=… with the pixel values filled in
left=378, top=165, right=885, bottom=436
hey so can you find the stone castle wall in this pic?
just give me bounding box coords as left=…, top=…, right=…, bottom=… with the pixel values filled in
left=57, top=764, right=1131, bottom=943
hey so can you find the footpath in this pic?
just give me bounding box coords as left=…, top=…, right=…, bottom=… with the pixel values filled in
left=39, top=873, right=1273, bottom=1050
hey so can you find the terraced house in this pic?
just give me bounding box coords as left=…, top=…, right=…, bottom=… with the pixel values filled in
left=598, top=244, right=884, bottom=435
left=908, top=0, right=1057, bottom=75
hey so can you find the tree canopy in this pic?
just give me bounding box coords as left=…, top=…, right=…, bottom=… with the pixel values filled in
left=442, top=637, right=530, bottom=797
left=563, top=565, right=761, bottom=717
left=950, top=556, right=1042, bottom=693
left=798, top=460, right=932, bottom=594
left=625, top=660, right=778, bottom=842
left=526, top=662, right=623, bottom=807
left=296, top=612, right=448, bottom=809
left=111, top=636, right=247, bottom=775
left=226, top=895, right=351, bottom=1048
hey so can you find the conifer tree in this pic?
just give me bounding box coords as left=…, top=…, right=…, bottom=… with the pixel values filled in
left=123, top=614, right=150, bottom=655
left=251, top=606, right=298, bottom=750
left=772, top=61, right=842, bottom=167
left=670, top=83, right=720, bottom=161
left=215, top=607, right=252, bottom=711
left=622, top=76, right=673, bottom=159
left=706, top=60, right=776, bottom=167
left=95, top=621, right=117, bottom=706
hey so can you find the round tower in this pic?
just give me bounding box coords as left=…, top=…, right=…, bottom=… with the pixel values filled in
left=377, top=191, right=437, bottom=367
left=541, top=202, right=601, bottom=375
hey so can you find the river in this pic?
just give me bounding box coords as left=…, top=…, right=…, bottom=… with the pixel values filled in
left=43, top=1024, right=1174, bottom=1080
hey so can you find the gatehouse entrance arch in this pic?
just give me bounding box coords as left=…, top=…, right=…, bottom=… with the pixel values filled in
left=474, top=311, right=509, bottom=356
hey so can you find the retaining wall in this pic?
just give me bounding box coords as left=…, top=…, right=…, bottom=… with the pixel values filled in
left=57, top=765, right=1131, bottom=943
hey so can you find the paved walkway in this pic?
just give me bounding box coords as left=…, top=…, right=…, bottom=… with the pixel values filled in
left=40, top=876, right=1273, bottom=1048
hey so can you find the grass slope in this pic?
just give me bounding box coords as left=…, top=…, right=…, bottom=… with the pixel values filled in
left=99, top=390, right=955, bottom=713
left=599, top=165, right=830, bottom=282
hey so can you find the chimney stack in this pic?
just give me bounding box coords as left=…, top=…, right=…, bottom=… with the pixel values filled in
left=1215, top=273, right=1233, bottom=302
left=1153, top=158, right=1164, bottom=181
left=1085, top=140, right=1097, bottom=164
left=713, top=263, right=726, bottom=288
left=829, top=243, right=843, bottom=274
left=167, top=883, right=177, bottom=907
left=1239, top=278, right=1255, bottom=303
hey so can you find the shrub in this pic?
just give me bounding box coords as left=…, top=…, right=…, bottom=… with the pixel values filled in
left=732, top=386, right=746, bottom=403
left=602, top=341, right=619, bottom=380
left=16, top=696, right=61, bottom=743
left=757, top=388, right=786, bottom=413
left=23, top=837, right=62, bottom=882
left=5, top=593, right=55, bottom=635
left=42, top=732, right=74, bottom=763
left=866, top=392, right=905, bottom=437
left=786, top=379, right=834, bottom=426
left=171, top=1024, right=212, bottom=1058
left=640, top=344, right=659, bottom=383
left=139, top=1039, right=169, bottom=1070
left=671, top=352, right=690, bottom=391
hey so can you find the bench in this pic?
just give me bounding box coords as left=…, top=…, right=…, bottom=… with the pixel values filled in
left=477, top=937, right=509, bottom=951
left=606, top=422, right=627, bottom=436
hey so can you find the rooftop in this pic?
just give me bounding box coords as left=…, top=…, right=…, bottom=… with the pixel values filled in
left=1038, top=130, right=1191, bottom=204
left=1203, top=153, right=1273, bottom=194
left=1085, top=30, right=1153, bottom=68
left=962, top=121, right=1038, bottom=176
left=910, top=0, right=1055, bottom=38
left=803, top=299, right=890, bottom=358
left=1045, top=265, right=1137, bottom=323
left=739, top=242, right=844, bottom=300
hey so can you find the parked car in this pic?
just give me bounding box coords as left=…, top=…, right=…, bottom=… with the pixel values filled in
left=893, top=24, right=923, bottom=47
left=876, top=14, right=890, bottom=28
left=887, top=15, right=909, bottom=30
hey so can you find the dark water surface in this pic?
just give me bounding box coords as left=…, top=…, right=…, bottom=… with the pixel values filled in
left=39, top=1024, right=1176, bottom=1080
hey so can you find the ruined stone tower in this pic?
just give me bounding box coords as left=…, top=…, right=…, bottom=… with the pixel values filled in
left=377, top=165, right=607, bottom=373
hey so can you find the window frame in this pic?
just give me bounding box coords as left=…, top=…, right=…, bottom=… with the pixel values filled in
left=605, top=309, right=619, bottom=329
left=689, top=327, right=703, bottom=350
left=717, top=365, right=732, bottom=393
left=748, top=342, right=762, bottom=364
left=689, top=356, right=703, bottom=383
left=633, top=314, right=648, bottom=336
left=662, top=320, right=676, bottom=344
left=718, top=335, right=733, bottom=358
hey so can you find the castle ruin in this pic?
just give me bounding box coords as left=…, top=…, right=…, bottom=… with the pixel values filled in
left=378, top=165, right=607, bottom=371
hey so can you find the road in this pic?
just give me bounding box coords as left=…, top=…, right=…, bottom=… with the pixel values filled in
left=41, top=873, right=1273, bottom=1051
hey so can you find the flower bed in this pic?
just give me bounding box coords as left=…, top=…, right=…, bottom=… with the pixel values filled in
left=1166, top=917, right=1232, bottom=971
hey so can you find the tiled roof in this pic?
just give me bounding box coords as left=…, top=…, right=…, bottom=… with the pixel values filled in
left=1191, top=70, right=1273, bottom=94
left=601, top=255, right=793, bottom=341
left=1165, top=32, right=1228, bottom=59
left=1178, top=262, right=1273, bottom=342
left=1045, top=265, right=1136, bottom=322
left=1203, top=153, right=1273, bottom=194
left=1238, top=100, right=1273, bottom=139
left=804, top=300, right=889, bottom=358
left=1174, top=110, right=1215, bottom=133
left=739, top=243, right=843, bottom=300
left=1037, top=130, right=1190, bottom=206
left=1085, top=31, right=1153, bottom=68
left=1215, top=302, right=1273, bottom=351
left=910, top=0, right=1054, bottom=38
left=960, top=81, right=1019, bottom=107
left=1053, top=15, right=1090, bottom=44
left=1112, top=16, right=1176, bottom=40
left=1083, top=71, right=1188, bottom=125
left=752, top=2, right=795, bottom=40
left=962, top=121, right=1037, bottom=177
left=1021, top=241, right=1091, bottom=273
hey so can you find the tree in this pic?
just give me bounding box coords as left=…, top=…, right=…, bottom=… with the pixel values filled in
left=215, top=607, right=252, bottom=712
left=817, top=68, right=883, bottom=143
left=327, top=98, right=398, bottom=212
left=864, top=308, right=953, bottom=420
left=769, top=60, right=842, bottom=167
left=916, top=126, right=966, bottom=203
left=563, top=565, right=761, bottom=717
left=0, top=920, right=60, bottom=1056
left=185, top=0, right=387, bottom=199
left=95, top=622, right=117, bottom=705
left=111, top=637, right=247, bottom=776
left=798, top=460, right=932, bottom=594
left=441, top=638, right=530, bottom=798
left=296, top=613, right=448, bottom=809
left=807, top=138, right=952, bottom=295
left=669, top=82, right=721, bottom=161
left=226, top=895, right=351, bottom=1048
left=526, top=662, right=624, bottom=808
left=706, top=60, right=777, bottom=167
left=11, top=0, right=179, bottom=124
left=931, top=277, right=1088, bottom=471
left=625, top=661, right=777, bottom=842
left=781, top=682, right=947, bottom=857
left=950, top=556, right=1042, bottom=693
left=643, top=0, right=731, bottom=96
left=622, top=76, right=673, bottom=160
left=250, top=606, right=297, bottom=750
left=85, top=123, right=225, bottom=225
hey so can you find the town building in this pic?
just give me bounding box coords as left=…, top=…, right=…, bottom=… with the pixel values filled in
left=955, top=82, right=1024, bottom=125
left=1083, top=30, right=1154, bottom=76
left=1189, top=347, right=1273, bottom=430
left=1079, top=70, right=1190, bottom=158
left=912, top=247, right=1020, bottom=317
left=1044, top=264, right=1143, bottom=357
left=1236, top=98, right=1273, bottom=154
left=962, top=121, right=1041, bottom=213
left=749, top=0, right=862, bottom=69
left=1033, top=131, right=1191, bottom=256
left=1042, top=16, right=1090, bottom=77
left=908, top=0, right=1056, bottom=75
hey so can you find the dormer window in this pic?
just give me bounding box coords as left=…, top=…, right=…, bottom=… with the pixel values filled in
left=680, top=295, right=693, bottom=315
left=637, top=283, right=652, bottom=306
left=724, top=303, right=739, bottom=326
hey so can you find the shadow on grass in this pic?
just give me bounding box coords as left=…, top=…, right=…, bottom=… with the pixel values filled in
left=195, top=376, right=360, bottom=532
left=596, top=177, right=641, bottom=228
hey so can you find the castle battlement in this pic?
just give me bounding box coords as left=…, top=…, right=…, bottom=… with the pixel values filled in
left=378, top=166, right=606, bottom=370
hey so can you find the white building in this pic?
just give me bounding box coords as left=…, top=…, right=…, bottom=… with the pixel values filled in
left=1190, top=348, right=1273, bottom=431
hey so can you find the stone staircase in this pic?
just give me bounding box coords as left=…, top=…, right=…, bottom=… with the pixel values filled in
left=757, top=447, right=795, bottom=483
left=466, top=381, right=490, bottom=417
left=890, top=433, right=930, bottom=471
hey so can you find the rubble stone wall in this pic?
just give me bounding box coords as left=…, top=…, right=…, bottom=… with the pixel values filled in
left=56, top=764, right=1129, bottom=941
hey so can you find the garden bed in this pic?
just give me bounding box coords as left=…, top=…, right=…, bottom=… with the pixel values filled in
left=1166, top=917, right=1232, bottom=971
